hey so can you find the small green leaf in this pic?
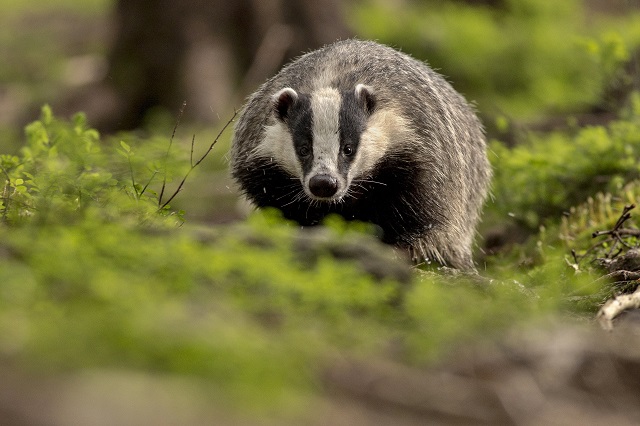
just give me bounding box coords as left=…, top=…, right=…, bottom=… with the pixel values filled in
left=120, top=141, right=131, bottom=153
left=41, top=105, right=53, bottom=125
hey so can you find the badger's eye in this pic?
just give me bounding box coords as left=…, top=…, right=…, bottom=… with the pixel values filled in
left=297, top=145, right=311, bottom=157
left=342, top=144, right=354, bottom=156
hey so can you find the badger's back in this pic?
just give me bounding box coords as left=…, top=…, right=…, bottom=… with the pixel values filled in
left=231, top=40, right=491, bottom=270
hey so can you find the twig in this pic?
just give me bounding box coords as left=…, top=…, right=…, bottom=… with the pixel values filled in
left=592, top=204, right=636, bottom=238
left=190, top=131, right=195, bottom=167
left=138, top=171, right=158, bottom=198
left=597, top=285, right=640, bottom=331
left=0, top=165, right=11, bottom=222
left=616, top=204, right=635, bottom=226
left=596, top=270, right=640, bottom=284
left=159, top=110, right=237, bottom=211
left=159, top=135, right=196, bottom=210
left=127, top=154, right=137, bottom=199
left=571, top=249, right=579, bottom=265
left=592, top=228, right=640, bottom=238
left=192, top=108, right=238, bottom=169
left=159, top=101, right=187, bottom=207
left=586, top=204, right=639, bottom=262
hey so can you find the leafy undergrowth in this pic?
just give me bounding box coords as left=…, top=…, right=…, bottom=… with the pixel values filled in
left=484, top=94, right=640, bottom=309
left=0, top=107, right=636, bottom=422
left=489, top=93, right=640, bottom=230
left=350, top=0, right=640, bottom=120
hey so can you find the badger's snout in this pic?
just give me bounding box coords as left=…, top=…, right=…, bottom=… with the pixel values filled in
left=308, top=174, right=339, bottom=198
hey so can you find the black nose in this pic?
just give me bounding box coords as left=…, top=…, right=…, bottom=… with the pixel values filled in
left=309, top=174, right=339, bottom=198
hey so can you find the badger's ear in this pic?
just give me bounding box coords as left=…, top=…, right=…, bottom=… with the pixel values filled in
left=272, top=88, right=298, bottom=121
left=355, top=84, right=376, bottom=115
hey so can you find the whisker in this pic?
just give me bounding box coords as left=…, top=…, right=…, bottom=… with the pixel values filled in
left=353, top=178, right=387, bottom=187
left=282, top=189, right=308, bottom=207
left=350, top=183, right=368, bottom=192
left=344, top=191, right=358, bottom=201
left=276, top=188, right=303, bottom=201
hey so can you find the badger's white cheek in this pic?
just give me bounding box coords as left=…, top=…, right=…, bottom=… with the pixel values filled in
left=350, top=109, right=408, bottom=179
left=350, top=133, right=384, bottom=183
left=255, top=123, right=303, bottom=178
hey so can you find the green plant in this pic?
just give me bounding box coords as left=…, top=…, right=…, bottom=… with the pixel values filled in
left=0, top=106, right=233, bottom=226
left=1, top=106, right=119, bottom=225
left=349, top=0, right=640, bottom=118
left=0, top=107, right=619, bottom=419
left=489, top=109, right=640, bottom=230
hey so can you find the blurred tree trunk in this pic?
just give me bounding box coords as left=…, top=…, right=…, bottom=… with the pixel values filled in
left=91, top=0, right=352, bottom=131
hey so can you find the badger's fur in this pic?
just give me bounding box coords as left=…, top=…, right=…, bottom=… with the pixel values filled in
left=231, top=40, right=491, bottom=270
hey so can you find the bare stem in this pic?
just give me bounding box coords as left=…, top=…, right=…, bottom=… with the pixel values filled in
left=193, top=109, right=238, bottom=169
left=128, top=155, right=137, bottom=199
left=159, top=101, right=187, bottom=207
left=139, top=170, right=159, bottom=197
left=159, top=110, right=237, bottom=211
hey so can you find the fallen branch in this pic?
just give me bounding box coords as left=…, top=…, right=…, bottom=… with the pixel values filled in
left=597, top=285, right=640, bottom=331
left=597, top=270, right=640, bottom=283
left=592, top=228, right=640, bottom=238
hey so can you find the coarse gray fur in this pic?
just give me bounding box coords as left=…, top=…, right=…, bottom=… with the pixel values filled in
left=230, top=39, right=491, bottom=270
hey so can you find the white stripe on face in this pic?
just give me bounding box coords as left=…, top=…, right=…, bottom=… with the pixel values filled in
left=254, top=122, right=302, bottom=178
left=309, top=87, right=341, bottom=176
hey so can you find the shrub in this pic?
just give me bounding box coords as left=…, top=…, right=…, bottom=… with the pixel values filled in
left=489, top=100, right=640, bottom=230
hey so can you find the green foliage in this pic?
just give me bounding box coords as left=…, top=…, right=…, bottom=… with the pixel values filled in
left=349, top=0, right=640, bottom=118
left=3, top=2, right=640, bottom=419
left=0, top=209, right=601, bottom=400
left=558, top=183, right=640, bottom=290
left=489, top=108, right=640, bottom=229
left=485, top=105, right=640, bottom=306
left=0, top=0, right=109, bottom=15
left=560, top=187, right=638, bottom=252
left=0, top=108, right=611, bottom=416
left=0, top=106, right=189, bottom=226
left=581, top=32, right=629, bottom=86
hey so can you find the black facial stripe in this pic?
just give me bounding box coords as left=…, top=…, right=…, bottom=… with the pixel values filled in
left=285, top=93, right=314, bottom=175
left=338, top=89, right=368, bottom=175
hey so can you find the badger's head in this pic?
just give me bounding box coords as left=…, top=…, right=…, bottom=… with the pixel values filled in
left=257, top=84, right=382, bottom=203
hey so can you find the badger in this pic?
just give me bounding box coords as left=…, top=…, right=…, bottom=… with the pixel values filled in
left=230, top=39, right=491, bottom=270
